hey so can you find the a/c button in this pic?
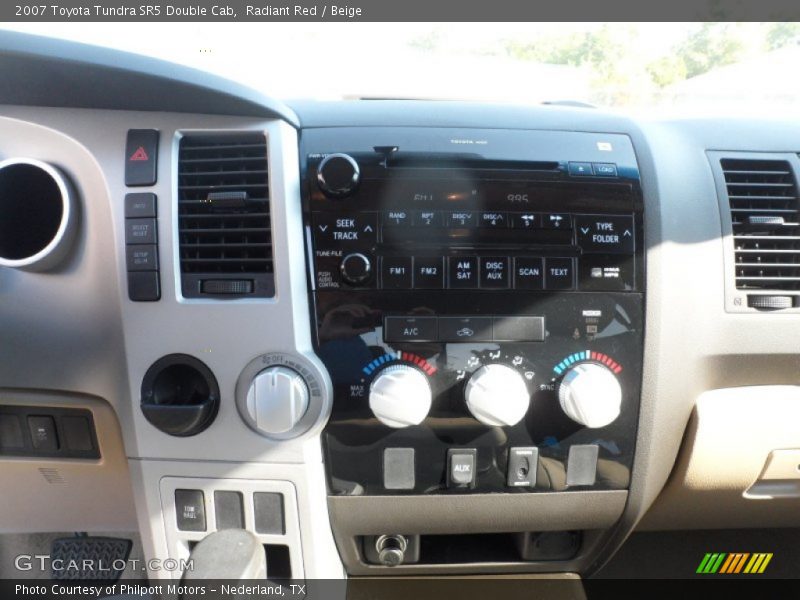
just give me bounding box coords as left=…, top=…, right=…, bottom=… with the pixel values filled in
left=384, top=317, right=438, bottom=343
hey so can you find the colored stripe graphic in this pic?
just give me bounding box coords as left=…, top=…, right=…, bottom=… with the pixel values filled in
left=697, top=552, right=772, bottom=574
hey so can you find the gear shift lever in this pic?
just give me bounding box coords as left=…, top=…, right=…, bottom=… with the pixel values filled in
left=182, top=530, right=266, bottom=581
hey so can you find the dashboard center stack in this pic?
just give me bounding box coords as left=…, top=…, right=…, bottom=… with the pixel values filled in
left=303, top=127, right=645, bottom=496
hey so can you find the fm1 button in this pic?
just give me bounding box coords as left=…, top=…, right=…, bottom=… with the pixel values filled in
left=508, top=447, right=538, bottom=487
left=381, top=257, right=412, bottom=289
left=447, top=448, right=477, bottom=488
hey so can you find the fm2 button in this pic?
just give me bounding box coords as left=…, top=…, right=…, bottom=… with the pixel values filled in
left=447, top=448, right=477, bottom=488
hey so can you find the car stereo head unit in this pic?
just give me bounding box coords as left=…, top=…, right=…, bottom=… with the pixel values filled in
left=301, top=127, right=644, bottom=497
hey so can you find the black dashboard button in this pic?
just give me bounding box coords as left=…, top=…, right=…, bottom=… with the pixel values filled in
left=448, top=256, right=478, bottom=288
left=125, top=218, right=157, bottom=245
left=254, top=492, right=285, bottom=534
left=62, top=416, right=94, bottom=452
left=28, top=416, right=58, bottom=451
left=493, top=316, right=545, bottom=342
left=575, top=215, right=634, bottom=254
left=175, top=489, right=206, bottom=532
left=479, top=257, right=509, bottom=288
left=447, top=448, right=477, bottom=488
left=0, top=415, right=24, bottom=449
left=414, top=257, right=444, bottom=289
left=438, top=317, right=493, bottom=342
left=384, top=210, right=411, bottom=227
left=545, top=258, right=575, bottom=290
left=413, top=210, right=442, bottom=228
left=128, top=271, right=161, bottom=302
left=579, top=255, right=634, bottom=291
left=314, top=212, right=377, bottom=248
left=384, top=316, right=438, bottom=343
left=568, top=162, right=593, bottom=176
left=126, top=244, right=158, bottom=271
left=478, top=212, right=508, bottom=228
left=124, top=192, right=157, bottom=218
left=542, top=213, right=572, bottom=230
left=381, top=256, right=413, bottom=289
left=510, top=213, right=539, bottom=230
left=514, top=257, right=544, bottom=289
left=445, top=210, right=476, bottom=228
left=125, top=129, right=159, bottom=187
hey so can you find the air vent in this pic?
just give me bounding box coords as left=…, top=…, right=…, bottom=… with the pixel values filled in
left=722, top=158, right=800, bottom=290
left=178, top=133, right=273, bottom=298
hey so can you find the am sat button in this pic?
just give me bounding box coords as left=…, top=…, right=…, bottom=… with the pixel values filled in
left=384, top=316, right=438, bottom=343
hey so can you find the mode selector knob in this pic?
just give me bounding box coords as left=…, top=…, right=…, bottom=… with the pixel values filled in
left=246, top=366, right=310, bottom=435
left=317, top=153, right=361, bottom=199
left=369, top=365, right=432, bottom=428
left=340, top=252, right=372, bottom=285
left=558, top=363, right=622, bottom=428
left=465, top=364, right=531, bottom=427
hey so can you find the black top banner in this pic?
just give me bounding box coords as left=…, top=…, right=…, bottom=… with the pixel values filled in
left=2, top=0, right=800, bottom=22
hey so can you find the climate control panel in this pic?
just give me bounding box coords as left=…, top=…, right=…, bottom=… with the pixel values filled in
left=301, top=126, right=644, bottom=496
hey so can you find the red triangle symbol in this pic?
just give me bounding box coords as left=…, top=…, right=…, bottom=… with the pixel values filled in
left=129, top=146, right=149, bottom=161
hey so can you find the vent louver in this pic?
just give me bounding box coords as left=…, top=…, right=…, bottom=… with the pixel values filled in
left=178, top=133, right=274, bottom=298
left=722, top=158, right=800, bottom=290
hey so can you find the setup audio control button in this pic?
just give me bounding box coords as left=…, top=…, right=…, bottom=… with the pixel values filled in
left=384, top=317, right=438, bottom=343
left=449, top=256, right=478, bottom=288
left=575, top=215, right=634, bottom=254
left=479, top=257, right=509, bottom=288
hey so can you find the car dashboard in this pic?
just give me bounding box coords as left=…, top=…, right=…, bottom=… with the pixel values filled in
left=1, top=30, right=800, bottom=581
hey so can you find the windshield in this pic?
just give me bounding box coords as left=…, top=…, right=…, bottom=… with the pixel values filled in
left=3, top=22, right=799, bottom=113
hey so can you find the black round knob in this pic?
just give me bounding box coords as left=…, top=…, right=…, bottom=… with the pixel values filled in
left=340, top=252, right=372, bottom=285
left=317, top=153, right=360, bottom=199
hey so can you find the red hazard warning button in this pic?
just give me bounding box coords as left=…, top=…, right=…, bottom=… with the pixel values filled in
left=125, top=129, right=159, bottom=186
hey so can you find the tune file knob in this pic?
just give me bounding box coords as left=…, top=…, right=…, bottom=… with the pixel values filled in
left=464, top=364, right=531, bottom=427
left=558, top=362, right=622, bottom=428
left=369, top=365, right=432, bottom=428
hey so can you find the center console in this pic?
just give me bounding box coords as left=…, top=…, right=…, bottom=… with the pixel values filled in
left=302, top=127, right=644, bottom=567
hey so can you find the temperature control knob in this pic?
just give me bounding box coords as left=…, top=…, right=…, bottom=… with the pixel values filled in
left=317, top=153, right=361, bottom=198
left=465, top=364, right=531, bottom=427
left=369, top=365, right=432, bottom=428
left=558, top=363, right=622, bottom=428
left=245, top=366, right=310, bottom=435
